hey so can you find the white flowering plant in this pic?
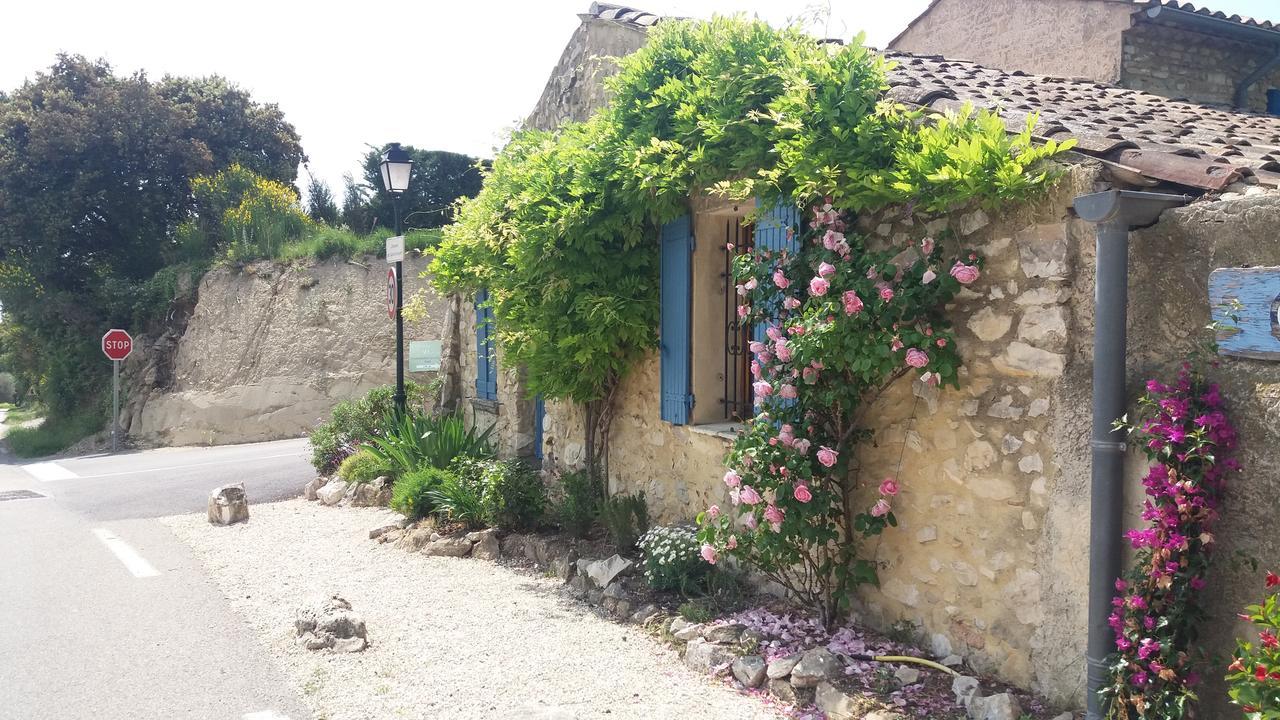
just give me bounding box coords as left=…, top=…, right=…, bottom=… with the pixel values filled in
left=638, top=524, right=710, bottom=593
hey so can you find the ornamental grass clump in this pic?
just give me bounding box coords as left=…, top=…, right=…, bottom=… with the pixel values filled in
left=698, top=202, right=979, bottom=628
left=1102, top=363, right=1239, bottom=719
left=1227, top=573, right=1280, bottom=718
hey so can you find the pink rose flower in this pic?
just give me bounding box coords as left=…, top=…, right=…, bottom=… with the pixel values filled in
left=726, top=534, right=738, bottom=550
left=700, top=543, right=718, bottom=565
left=737, top=305, right=749, bottom=318
left=794, top=484, right=812, bottom=503
left=793, top=438, right=811, bottom=454
left=723, top=470, right=741, bottom=488
left=773, top=269, right=790, bottom=289
left=842, top=291, right=863, bottom=315
left=780, top=384, right=798, bottom=399
left=879, top=285, right=894, bottom=302
left=818, top=262, right=836, bottom=278
left=823, top=230, right=842, bottom=250
left=742, top=513, right=758, bottom=530
left=871, top=499, right=891, bottom=517
left=890, top=338, right=904, bottom=352
left=817, top=445, right=838, bottom=468
left=921, top=237, right=935, bottom=255
left=879, top=478, right=899, bottom=496
left=764, top=504, right=785, bottom=531
left=950, top=261, right=980, bottom=284
left=752, top=381, right=773, bottom=398
left=707, top=504, right=721, bottom=520
left=905, top=348, right=929, bottom=368
left=744, top=278, right=758, bottom=290
left=801, top=366, right=817, bottom=384
left=936, top=338, right=947, bottom=347
left=726, top=242, right=736, bottom=251
left=809, top=277, right=829, bottom=296
left=775, top=339, right=792, bottom=362
left=766, top=325, right=781, bottom=341
left=739, top=485, right=762, bottom=505
left=748, top=340, right=764, bottom=354
left=750, top=361, right=762, bottom=379
left=783, top=297, right=801, bottom=310
left=922, top=269, right=937, bottom=284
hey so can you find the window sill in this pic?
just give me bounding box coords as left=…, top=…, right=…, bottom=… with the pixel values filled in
left=472, top=397, right=500, bottom=414
left=687, top=422, right=744, bottom=442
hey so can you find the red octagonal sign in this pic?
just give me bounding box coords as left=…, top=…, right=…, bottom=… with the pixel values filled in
left=102, top=329, right=133, bottom=361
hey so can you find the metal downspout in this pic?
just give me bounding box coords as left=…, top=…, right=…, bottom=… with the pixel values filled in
left=1071, top=190, right=1189, bottom=720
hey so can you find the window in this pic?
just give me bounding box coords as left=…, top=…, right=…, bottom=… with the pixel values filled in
left=475, top=289, right=498, bottom=401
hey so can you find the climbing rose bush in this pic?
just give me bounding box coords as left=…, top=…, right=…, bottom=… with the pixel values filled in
left=698, top=199, right=979, bottom=627
left=1103, top=363, right=1239, bottom=719
left=1227, top=573, right=1280, bottom=718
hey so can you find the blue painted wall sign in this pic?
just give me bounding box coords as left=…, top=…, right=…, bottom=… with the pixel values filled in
left=1209, top=267, right=1280, bottom=360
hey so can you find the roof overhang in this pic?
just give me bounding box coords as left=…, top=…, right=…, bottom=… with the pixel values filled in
left=1140, top=3, right=1280, bottom=46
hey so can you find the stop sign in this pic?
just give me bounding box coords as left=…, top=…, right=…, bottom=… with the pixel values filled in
left=102, top=329, right=133, bottom=361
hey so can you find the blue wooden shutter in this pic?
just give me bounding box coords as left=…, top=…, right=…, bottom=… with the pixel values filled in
left=475, top=289, right=498, bottom=400
left=660, top=214, right=693, bottom=425
left=532, top=395, right=545, bottom=459
left=752, top=200, right=802, bottom=348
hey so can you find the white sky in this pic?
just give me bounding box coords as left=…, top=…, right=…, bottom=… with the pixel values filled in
left=3, top=0, right=1275, bottom=196
left=0, top=0, right=933, bottom=195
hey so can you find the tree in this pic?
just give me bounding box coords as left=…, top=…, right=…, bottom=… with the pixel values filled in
left=340, top=172, right=375, bottom=233
left=304, top=171, right=339, bottom=225
left=358, top=145, right=484, bottom=230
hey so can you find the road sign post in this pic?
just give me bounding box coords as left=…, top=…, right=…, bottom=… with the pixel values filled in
left=101, top=329, right=133, bottom=452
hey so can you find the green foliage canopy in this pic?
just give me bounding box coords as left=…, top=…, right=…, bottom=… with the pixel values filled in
left=431, top=16, right=1072, bottom=405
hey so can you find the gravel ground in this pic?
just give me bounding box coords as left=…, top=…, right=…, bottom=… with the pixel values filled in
left=161, top=499, right=784, bottom=720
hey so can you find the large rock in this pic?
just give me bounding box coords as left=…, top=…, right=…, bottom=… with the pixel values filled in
left=673, top=623, right=705, bottom=642
left=207, top=483, right=249, bottom=525
left=952, top=675, right=981, bottom=708
left=317, top=479, right=348, bottom=506
left=303, top=476, right=327, bottom=501
left=789, top=647, right=840, bottom=688
left=351, top=477, right=392, bottom=507
left=816, top=681, right=881, bottom=720
left=683, top=638, right=734, bottom=672
left=469, top=529, right=500, bottom=560
left=578, top=554, right=632, bottom=589
left=294, top=595, right=367, bottom=653
left=422, top=537, right=473, bottom=557
left=968, top=692, right=1022, bottom=720
left=705, top=623, right=746, bottom=644
left=766, top=654, right=801, bottom=679
left=731, top=655, right=767, bottom=688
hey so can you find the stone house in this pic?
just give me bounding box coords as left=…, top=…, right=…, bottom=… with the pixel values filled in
left=451, top=3, right=1280, bottom=712
left=891, top=0, right=1280, bottom=113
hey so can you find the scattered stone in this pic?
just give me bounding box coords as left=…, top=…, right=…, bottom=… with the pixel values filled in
left=303, top=476, right=326, bottom=501
left=1018, top=454, right=1044, bottom=474
left=294, top=595, right=367, bottom=653
left=916, top=526, right=938, bottom=543
left=986, top=395, right=1024, bottom=420
left=629, top=604, right=660, bottom=625
left=1000, top=434, right=1024, bottom=455
left=377, top=528, right=404, bottom=544
left=567, top=572, right=589, bottom=598
left=894, top=665, right=921, bottom=686
left=932, top=633, right=953, bottom=658
left=472, top=532, right=500, bottom=561
left=548, top=554, right=575, bottom=582
left=732, top=655, right=767, bottom=688
left=767, top=654, right=801, bottom=679
left=993, top=342, right=1065, bottom=378
left=768, top=678, right=799, bottom=704
left=968, top=692, right=1022, bottom=720
left=613, top=599, right=633, bottom=618
left=422, top=537, right=473, bottom=557
left=673, top=623, right=705, bottom=642
left=585, top=589, right=603, bottom=606
left=790, top=647, right=839, bottom=688
left=704, top=623, right=746, bottom=645
left=207, top=483, right=250, bottom=525
left=368, top=524, right=399, bottom=540
left=683, top=638, right=734, bottom=672
left=865, top=712, right=908, bottom=720
left=952, top=675, right=981, bottom=708
left=579, top=554, right=632, bottom=589
left=967, top=307, right=1012, bottom=341
left=942, top=654, right=964, bottom=667
left=317, top=479, right=348, bottom=506
left=815, top=681, right=875, bottom=720
left=958, top=209, right=989, bottom=236
left=669, top=617, right=693, bottom=634
left=602, top=582, right=629, bottom=601
left=1050, top=713, right=1073, bottom=720
left=400, top=528, right=436, bottom=552
left=1028, top=398, right=1050, bottom=417
left=351, top=477, right=392, bottom=507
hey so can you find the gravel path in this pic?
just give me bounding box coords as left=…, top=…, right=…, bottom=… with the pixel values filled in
left=161, top=499, right=784, bottom=720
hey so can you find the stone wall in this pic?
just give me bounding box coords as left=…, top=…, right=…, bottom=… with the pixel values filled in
left=458, top=297, right=536, bottom=458
left=525, top=16, right=648, bottom=132
left=890, top=0, right=1133, bottom=83
left=1120, top=19, right=1280, bottom=110
left=126, top=255, right=445, bottom=446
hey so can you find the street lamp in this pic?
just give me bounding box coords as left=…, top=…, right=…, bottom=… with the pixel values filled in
left=380, top=142, right=413, bottom=413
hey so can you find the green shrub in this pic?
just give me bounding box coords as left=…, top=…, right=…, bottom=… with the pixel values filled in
left=599, top=492, right=648, bottom=552
left=480, top=459, right=546, bottom=531
left=364, top=411, right=494, bottom=475
left=336, top=448, right=391, bottom=484
left=677, top=600, right=714, bottom=624
left=554, top=470, right=599, bottom=539
left=638, top=524, right=710, bottom=593
left=391, top=467, right=451, bottom=520
left=307, top=383, right=428, bottom=474
left=6, top=410, right=103, bottom=458
left=427, top=472, right=487, bottom=529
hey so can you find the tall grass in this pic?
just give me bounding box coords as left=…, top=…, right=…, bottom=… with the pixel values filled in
left=255, top=227, right=441, bottom=264
left=6, top=410, right=103, bottom=458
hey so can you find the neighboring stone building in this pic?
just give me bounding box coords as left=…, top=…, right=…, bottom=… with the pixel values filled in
left=455, top=3, right=1280, bottom=712
left=890, top=0, right=1280, bottom=112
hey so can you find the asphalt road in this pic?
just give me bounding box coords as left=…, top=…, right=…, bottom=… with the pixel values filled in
left=0, top=438, right=315, bottom=720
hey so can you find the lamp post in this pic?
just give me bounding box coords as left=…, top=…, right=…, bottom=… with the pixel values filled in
left=380, top=142, right=413, bottom=413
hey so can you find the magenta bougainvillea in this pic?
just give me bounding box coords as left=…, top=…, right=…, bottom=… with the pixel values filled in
left=697, top=199, right=980, bottom=628
left=1103, top=363, right=1239, bottom=719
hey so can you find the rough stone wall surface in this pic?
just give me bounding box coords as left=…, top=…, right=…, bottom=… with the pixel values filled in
left=1126, top=195, right=1280, bottom=717
left=890, top=0, right=1132, bottom=83
left=525, top=18, right=648, bottom=132
left=127, top=256, right=444, bottom=446
left=458, top=296, right=535, bottom=459
left=1121, top=20, right=1280, bottom=110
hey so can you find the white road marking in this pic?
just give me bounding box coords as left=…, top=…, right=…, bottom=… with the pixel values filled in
left=21, top=462, right=80, bottom=482
left=38, top=452, right=303, bottom=482
left=243, top=712, right=291, bottom=720
left=91, top=528, right=160, bottom=578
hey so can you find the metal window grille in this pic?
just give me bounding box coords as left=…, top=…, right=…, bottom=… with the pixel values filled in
left=720, top=219, right=754, bottom=421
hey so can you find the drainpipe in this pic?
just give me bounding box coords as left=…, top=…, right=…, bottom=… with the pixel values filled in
left=1071, top=190, right=1189, bottom=720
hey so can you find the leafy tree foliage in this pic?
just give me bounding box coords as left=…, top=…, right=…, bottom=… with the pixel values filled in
left=0, top=54, right=304, bottom=426
left=356, top=144, right=484, bottom=230
left=304, top=172, right=340, bottom=225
